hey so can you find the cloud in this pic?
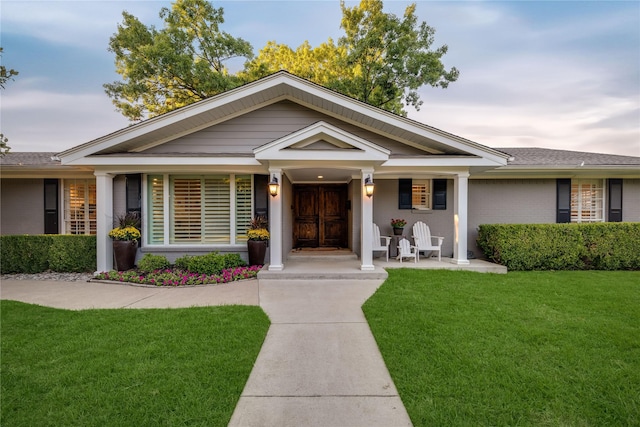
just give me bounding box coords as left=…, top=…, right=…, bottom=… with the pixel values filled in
left=2, top=88, right=129, bottom=152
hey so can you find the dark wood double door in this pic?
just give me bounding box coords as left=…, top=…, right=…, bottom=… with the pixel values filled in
left=293, top=184, right=348, bottom=248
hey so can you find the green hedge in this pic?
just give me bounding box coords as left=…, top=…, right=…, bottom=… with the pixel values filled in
left=1, top=235, right=96, bottom=274
left=477, top=223, right=640, bottom=271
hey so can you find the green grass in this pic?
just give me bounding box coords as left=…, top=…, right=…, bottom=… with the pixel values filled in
left=363, top=270, right=640, bottom=426
left=1, top=301, right=270, bottom=426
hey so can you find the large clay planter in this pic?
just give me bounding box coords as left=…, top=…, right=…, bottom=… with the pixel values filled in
left=113, top=240, right=137, bottom=271
left=247, top=240, right=268, bottom=266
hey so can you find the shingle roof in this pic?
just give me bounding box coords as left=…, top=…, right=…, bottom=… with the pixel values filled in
left=496, top=147, right=640, bottom=166
left=0, top=152, right=60, bottom=166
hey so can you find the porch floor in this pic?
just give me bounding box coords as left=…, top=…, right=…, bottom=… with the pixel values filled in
left=258, top=251, right=507, bottom=280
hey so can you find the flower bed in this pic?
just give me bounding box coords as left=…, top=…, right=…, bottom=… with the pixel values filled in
left=94, top=265, right=262, bottom=286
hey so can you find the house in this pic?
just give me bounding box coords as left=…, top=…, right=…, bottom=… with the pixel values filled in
left=2, top=72, right=639, bottom=272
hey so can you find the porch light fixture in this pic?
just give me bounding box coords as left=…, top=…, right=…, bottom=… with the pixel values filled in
left=364, top=176, right=375, bottom=198
left=268, top=175, right=279, bottom=197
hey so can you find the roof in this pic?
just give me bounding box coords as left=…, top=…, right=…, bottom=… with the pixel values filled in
left=57, top=71, right=509, bottom=167
left=0, top=152, right=59, bottom=166
left=498, top=147, right=640, bottom=166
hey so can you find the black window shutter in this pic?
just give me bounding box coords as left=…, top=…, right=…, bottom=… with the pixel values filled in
left=608, top=179, right=623, bottom=222
left=432, top=179, right=447, bottom=210
left=125, top=174, right=142, bottom=216
left=44, top=179, right=59, bottom=234
left=254, top=174, right=269, bottom=220
left=556, top=179, right=571, bottom=223
left=399, top=179, right=412, bottom=209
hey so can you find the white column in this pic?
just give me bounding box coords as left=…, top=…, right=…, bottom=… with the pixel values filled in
left=268, top=169, right=284, bottom=271
left=452, top=173, right=470, bottom=265
left=95, top=172, right=114, bottom=273
left=360, top=169, right=375, bottom=271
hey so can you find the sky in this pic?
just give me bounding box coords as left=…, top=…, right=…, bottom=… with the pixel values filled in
left=1, top=0, right=639, bottom=157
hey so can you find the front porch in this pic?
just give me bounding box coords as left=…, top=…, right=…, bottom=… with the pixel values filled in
left=257, top=250, right=507, bottom=280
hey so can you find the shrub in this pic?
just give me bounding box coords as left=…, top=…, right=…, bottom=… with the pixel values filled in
left=1, top=235, right=52, bottom=274
left=172, top=252, right=247, bottom=275
left=1, top=235, right=96, bottom=274
left=477, top=223, right=640, bottom=271
left=49, top=235, right=96, bottom=272
left=137, top=254, right=170, bottom=273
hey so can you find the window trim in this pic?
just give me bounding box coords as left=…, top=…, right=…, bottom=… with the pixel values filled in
left=142, top=173, right=254, bottom=247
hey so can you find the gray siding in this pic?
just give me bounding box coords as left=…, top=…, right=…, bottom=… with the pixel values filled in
left=623, top=179, right=640, bottom=222
left=113, top=175, right=126, bottom=225
left=468, top=179, right=556, bottom=257
left=145, top=101, right=426, bottom=156
left=1, top=178, right=45, bottom=235
left=373, top=179, right=454, bottom=257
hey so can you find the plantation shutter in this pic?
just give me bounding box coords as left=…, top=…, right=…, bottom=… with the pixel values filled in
left=432, top=179, right=447, bottom=210
left=171, top=178, right=202, bottom=243
left=556, top=179, right=571, bottom=223
left=235, top=175, right=252, bottom=244
left=398, top=179, right=412, bottom=210
left=148, top=176, right=164, bottom=244
left=608, top=179, right=623, bottom=222
left=203, top=176, right=230, bottom=244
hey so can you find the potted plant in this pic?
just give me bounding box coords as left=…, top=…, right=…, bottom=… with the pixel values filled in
left=247, top=216, right=269, bottom=266
left=109, top=212, right=141, bottom=271
left=391, top=218, right=407, bottom=235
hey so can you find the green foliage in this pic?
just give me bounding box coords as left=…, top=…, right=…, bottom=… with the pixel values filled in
left=0, top=47, right=17, bottom=156
left=1, top=235, right=52, bottom=274
left=48, top=235, right=96, bottom=272
left=1, top=301, right=270, bottom=426
left=172, top=252, right=247, bottom=275
left=136, top=253, right=170, bottom=273
left=363, top=270, right=640, bottom=426
left=104, top=0, right=252, bottom=121
left=1, top=235, right=96, bottom=274
left=477, top=223, right=640, bottom=270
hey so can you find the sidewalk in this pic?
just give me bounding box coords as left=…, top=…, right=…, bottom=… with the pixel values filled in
left=229, top=279, right=412, bottom=427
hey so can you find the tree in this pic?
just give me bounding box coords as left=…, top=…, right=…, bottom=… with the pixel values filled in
left=104, top=0, right=253, bottom=121
left=244, top=0, right=458, bottom=116
left=0, top=47, right=19, bottom=156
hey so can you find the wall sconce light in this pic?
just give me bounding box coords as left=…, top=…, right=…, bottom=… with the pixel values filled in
left=364, top=175, right=375, bottom=198
left=268, top=175, right=279, bottom=197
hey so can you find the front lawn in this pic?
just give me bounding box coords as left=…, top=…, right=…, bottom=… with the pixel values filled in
left=1, top=301, right=270, bottom=426
left=363, top=270, right=640, bottom=426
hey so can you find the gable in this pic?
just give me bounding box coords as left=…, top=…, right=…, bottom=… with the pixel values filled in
left=140, top=101, right=435, bottom=156
left=59, top=72, right=509, bottom=167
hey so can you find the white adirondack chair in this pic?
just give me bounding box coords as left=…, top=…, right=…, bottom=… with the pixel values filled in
left=412, top=221, right=444, bottom=262
left=372, top=223, right=391, bottom=262
left=396, top=238, right=417, bottom=263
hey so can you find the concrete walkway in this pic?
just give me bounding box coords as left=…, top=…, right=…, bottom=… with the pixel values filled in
left=1, top=277, right=412, bottom=426
left=229, top=279, right=412, bottom=426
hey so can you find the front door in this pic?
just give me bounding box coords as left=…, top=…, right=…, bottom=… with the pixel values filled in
left=293, top=184, right=348, bottom=248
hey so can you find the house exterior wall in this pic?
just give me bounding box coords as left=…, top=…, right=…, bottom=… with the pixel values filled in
left=623, top=179, right=640, bottom=222
left=144, top=101, right=425, bottom=156
left=1, top=178, right=45, bottom=235
left=372, top=179, right=455, bottom=257
left=113, top=175, right=126, bottom=222
left=282, top=173, right=293, bottom=259
left=468, top=179, right=556, bottom=257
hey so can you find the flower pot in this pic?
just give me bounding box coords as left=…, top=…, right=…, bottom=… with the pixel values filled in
left=393, top=227, right=404, bottom=236
left=113, top=240, right=137, bottom=271
left=247, top=240, right=268, bottom=266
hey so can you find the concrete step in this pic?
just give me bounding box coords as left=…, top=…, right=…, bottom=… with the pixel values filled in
left=258, top=258, right=388, bottom=280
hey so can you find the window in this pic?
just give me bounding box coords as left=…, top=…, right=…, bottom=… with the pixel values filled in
left=64, top=179, right=96, bottom=235
left=399, top=179, right=447, bottom=210
left=570, top=179, right=604, bottom=223
left=147, top=174, right=252, bottom=245
left=412, top=180, right=431, bottom=210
